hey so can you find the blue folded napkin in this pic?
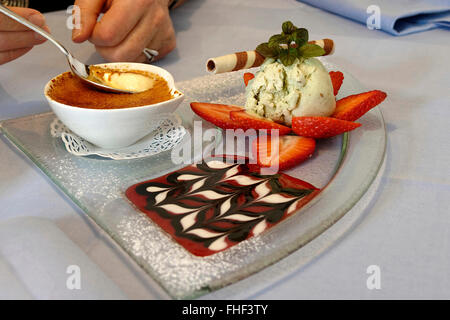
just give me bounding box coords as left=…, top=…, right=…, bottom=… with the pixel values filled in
left=298, top=0, right=450, bottom=35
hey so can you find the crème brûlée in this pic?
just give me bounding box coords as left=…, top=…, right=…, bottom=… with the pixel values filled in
left=88, top=66, right=156, bottom=93
left=47, top=69, right=175, bottom=110
left=244, top=57, right=336, bottom=126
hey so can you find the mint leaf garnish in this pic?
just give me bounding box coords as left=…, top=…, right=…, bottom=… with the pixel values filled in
left=256, top=21, right=325, bottom=66
left=299, top=43, right=326, bottom=58
left=256, top=43, right=278, bottom=58
left=282, top=21, right=295, bottom=34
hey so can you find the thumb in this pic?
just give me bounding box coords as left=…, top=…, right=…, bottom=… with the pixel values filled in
left=71, top=0, right=105, bottom=43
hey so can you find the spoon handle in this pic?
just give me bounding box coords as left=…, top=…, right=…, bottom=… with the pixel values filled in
left=0, top=4, right=70, bottom=57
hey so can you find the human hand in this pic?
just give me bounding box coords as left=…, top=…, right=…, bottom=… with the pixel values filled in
left=0, top=6, right=49, bottom=65
left=72, top=0, right=176, bottom=63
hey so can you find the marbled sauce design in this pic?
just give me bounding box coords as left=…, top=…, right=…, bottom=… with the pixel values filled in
left=126, top=157, right=320, bottom=256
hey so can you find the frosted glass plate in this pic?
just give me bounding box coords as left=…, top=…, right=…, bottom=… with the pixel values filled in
left=0, top=62, right=386, bottom=299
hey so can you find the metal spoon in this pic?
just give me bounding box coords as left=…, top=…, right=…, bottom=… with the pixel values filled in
left=0, top=4, right=134, bottom=94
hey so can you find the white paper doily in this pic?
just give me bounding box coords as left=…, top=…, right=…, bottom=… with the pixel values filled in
left=50, top=114, right=186, bottom=160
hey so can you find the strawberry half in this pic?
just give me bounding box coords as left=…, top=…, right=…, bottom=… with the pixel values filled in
left=332, top=90, right=387, bottom=121
left=329, top=71, right=344, bottom=96
left=230, top=110, right=291, bottom=135
left=190, top=102, right=243, bottom=130
left=292, top=116, right=361, bottom=139
left=243, top=72, right=255, bottom=86
left=252, top=135, right=316, bottom=172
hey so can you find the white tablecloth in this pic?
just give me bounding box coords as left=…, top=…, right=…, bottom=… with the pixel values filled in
left=0, top=0, right=449, bottom=299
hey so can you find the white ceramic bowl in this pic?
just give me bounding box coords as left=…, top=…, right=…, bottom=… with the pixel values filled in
left=44, top=62, right=184, bottom=149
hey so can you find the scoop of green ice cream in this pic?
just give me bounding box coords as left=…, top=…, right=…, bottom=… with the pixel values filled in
left=244, top=57, right=336, bottom=126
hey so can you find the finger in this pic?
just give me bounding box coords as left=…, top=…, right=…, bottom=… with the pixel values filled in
left=134, top=12, right=176, bottom=63
left=89, top=0, right=144, bottom=47
left=144, top=24, right=176, bottom=61
left=72, top=0, right=106, bottom=43
left=135, top=29, right=176, bottom=63
left=0, top=7, right=46, bottom=31
left=94, top=9, right=162, bottom=62
left=0, top=47, right=32, bottom=65
left=0, top=30, right=47, bottom=51
left=95, top=6, right=176, bottom=62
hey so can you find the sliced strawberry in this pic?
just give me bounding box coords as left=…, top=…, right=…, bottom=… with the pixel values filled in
left=292, top=116, right=361, bottom=139
left=230, top=110, right=291, bottom=135
left=252, top=135, right=316, bottom=172
left=332, top=90, right=387, bottom=121
left=329, top=71, right=344, bottom=96
left=190, top=102, right=243, bottom=130
left=243, top=72, right=255, bottom=86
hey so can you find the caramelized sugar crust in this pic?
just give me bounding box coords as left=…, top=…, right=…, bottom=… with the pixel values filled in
left=47, top=71, right=174, bottom=109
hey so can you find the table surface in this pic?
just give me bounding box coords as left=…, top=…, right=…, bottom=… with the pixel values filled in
left=0, top=0, right=449, bottom=299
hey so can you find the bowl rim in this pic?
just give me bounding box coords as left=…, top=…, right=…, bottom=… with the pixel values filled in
left=44, top=62, right=184, bottom=113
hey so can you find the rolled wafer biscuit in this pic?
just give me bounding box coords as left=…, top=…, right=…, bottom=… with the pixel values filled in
left=206, top=39, right=335, bottom=74
left=206, top=50, right=265, bottom=74
left=308, top=38, right=335, bottom=55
